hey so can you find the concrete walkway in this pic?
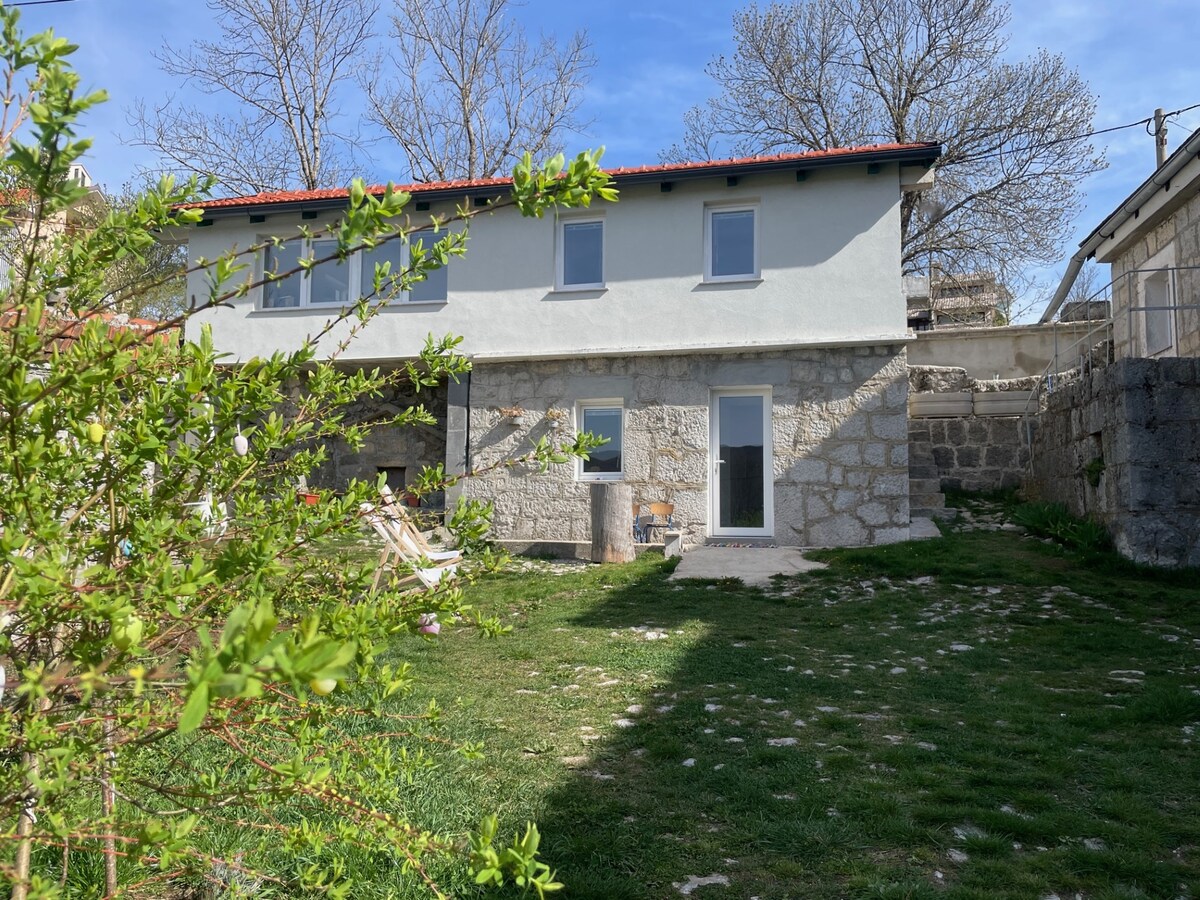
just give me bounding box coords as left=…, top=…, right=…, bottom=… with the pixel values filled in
left=669, top=547, right=827, bottom=587
left=669, top=519, right=943, bottom=587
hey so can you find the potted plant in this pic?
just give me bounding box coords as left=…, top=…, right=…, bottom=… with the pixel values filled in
left=544, top=407, right=570, bottom=431
left=295, top=476, right=320, bottom=506
left=499, top=405, right=527, bottom=426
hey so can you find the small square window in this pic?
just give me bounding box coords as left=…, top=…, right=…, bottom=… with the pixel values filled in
left=579, top=404, right=622, bottom=479
left=558, top=218, right=604, bottom=290
left=706, top=207, right=758, bottom=281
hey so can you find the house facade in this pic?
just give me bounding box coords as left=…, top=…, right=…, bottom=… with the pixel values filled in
left=182, top=144, right=941, bottom=548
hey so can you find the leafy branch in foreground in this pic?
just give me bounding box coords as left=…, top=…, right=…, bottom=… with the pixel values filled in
left=0, top=6, right=616, bottom=896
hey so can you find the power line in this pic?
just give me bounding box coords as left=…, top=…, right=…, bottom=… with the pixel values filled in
left=953, top=102, right=1200, bottom=165
left=8, top=0, right=79, bottom=6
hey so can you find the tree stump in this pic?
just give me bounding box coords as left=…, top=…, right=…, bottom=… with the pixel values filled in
left=590, top=482, right=635, bottom=563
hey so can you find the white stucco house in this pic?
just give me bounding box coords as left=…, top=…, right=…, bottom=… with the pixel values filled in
left=181, top=143, right=942, bottom=548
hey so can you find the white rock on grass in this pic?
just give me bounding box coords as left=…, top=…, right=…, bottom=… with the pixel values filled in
left=766, top=737, right=799, bottom=747
left=673, top=874, right=730, bottom=896
left=947, top=849, right=969, bottom=863
left=682, top=758, right=696, bottom=767
left=949, top=643, right=973, bottom=652
left=890, top=666, right=907, bottom=675
left=704, top=703, right=723, bottom=712
left=613, top=718, right=636, bottom=728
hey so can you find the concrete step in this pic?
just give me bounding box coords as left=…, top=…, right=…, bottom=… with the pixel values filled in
left=912, top=506, right=956, bottom=521
left=911, top=494, right=946, bottom=511
left=908, top=478, right=943, bottom=495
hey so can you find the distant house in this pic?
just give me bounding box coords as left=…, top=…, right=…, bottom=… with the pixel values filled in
left=906, top=270, right=1009, bottom=331
left=1043, top=125, right=1200, bottom=358
left=180, top=143, right=943, bottom=549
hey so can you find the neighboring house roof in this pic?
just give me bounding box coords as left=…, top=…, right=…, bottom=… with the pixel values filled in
left=1041, top=125, right=1200, bottom=322
left=0, top=306, right=173, bottom=354
left=183, top=143, right=942, bottom=217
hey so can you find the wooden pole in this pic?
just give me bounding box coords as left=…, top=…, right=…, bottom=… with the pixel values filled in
left=590, top=482, right=635, bottom=563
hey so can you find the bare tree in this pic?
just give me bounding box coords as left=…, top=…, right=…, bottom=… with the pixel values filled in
left=127, top=0, right=376, bottom=195
left=364, top=0, right=594, bottom=182
left=667, top=0, right=1105, bottom=286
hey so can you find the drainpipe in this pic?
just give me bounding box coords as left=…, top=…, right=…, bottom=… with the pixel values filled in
left=1039, top=124, right=1200, bottom=323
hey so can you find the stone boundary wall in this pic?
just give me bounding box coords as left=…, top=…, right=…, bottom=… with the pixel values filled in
left=462, top=346, right=911, bottom=548
left=1027, top=357, right=1200, bottom=568
left=912, top=416, right=1028, bottom=493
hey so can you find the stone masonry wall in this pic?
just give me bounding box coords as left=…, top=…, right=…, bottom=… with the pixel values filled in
left=463, top=346, right=910, bottom=547
left=307, top=377, right=448, bottom=495
left=1111, top=190, right=1200, bottom=360
left=1027, top=357, right=1200, bottom=568
left=914, top=416, right=1028, bottom=493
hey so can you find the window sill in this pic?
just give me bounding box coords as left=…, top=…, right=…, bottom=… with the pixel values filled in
left=551, top=285, right=608, bottom=295
left=578, top=473, right=623, bottom=482
left=701, top=276, right=762, bottom=286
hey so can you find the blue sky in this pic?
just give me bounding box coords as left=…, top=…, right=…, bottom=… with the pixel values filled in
left=18, top=0, right=1200, bottom=309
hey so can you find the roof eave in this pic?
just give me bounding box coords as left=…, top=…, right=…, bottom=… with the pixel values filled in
left=190, top=144, right=942, bottom=220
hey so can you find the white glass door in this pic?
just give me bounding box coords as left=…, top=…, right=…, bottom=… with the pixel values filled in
left=710, top=389, right=773, bottom=537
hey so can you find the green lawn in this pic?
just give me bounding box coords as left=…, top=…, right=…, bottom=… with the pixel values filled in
left=360, top=508, right=1200, bottom=899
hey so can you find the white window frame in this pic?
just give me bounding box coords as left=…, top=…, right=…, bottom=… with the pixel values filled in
left=704, top=203, right=760, bottom=283
left=258, top=230, right=453, bottom=310
left=576, top=400, right=624, bottom=481
left=1136, top=244, right=1176, bottom=357
left=555, top=215, right=605, bottom=291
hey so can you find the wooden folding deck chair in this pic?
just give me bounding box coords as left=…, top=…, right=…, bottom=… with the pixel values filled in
left=360, top=502, right=459, bottom=593
left=378, top=485, right=463, bottom=562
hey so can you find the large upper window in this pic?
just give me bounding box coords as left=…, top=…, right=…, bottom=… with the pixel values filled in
left=705, top=206, right=758, bottom=282
left=260, top=230, right=451, bottom=309
left=360, top=230, right=449, bottom=304
left=578, top=403, right=623, bottom=480
left=557, top=218, right=604, bottom=290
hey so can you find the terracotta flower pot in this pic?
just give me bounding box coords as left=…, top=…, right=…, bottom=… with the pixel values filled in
left=297, top=491, right=320, bottom=506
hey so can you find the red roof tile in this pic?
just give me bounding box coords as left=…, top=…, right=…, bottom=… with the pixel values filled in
left=182, top=143, right=940, bottom=212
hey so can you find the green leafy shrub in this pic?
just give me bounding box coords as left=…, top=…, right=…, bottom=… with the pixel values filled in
left=0, top=8, right=613, bottom=896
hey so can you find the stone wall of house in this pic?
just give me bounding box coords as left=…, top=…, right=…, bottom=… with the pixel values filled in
left=1026, top=357, right=1200, bottom=567
left=912, top=416, right=1028, bottom=493
left=1111, top=190, right=1200, bottom=359
left=307, top=378, right=448, bottom=497
left=462, top=346, right=911, bottom=547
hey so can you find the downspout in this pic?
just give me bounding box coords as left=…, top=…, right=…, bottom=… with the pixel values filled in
left=1039, top=125, right=1200, bottom=323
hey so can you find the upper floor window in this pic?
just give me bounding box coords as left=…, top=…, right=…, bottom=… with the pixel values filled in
left=260, top=230, right=451, bottom=310
left=557, top=218, right=604, bottom=290
left=705, top=206, right=758, bottom=282
left=359, top=231, right=449, bottom=304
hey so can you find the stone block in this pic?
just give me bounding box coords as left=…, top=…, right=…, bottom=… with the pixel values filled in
left=955, top=446, right=981, bottom=468
left=790, top=457, right=830, bottom=483
left=873, top=473, right=908, bottom=497
left=808, top=514, right=869, bottom=547
left=829, top=443, right=862, bottom=466
left=870, top=413, right=908, bottom=441
left=859, top=501, right=891, bottom=526
left=889, top=444, right=909, bottom=467
left=931, top=446, right=955, bottom=470
left=873, top=525, right=910, bottom=545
